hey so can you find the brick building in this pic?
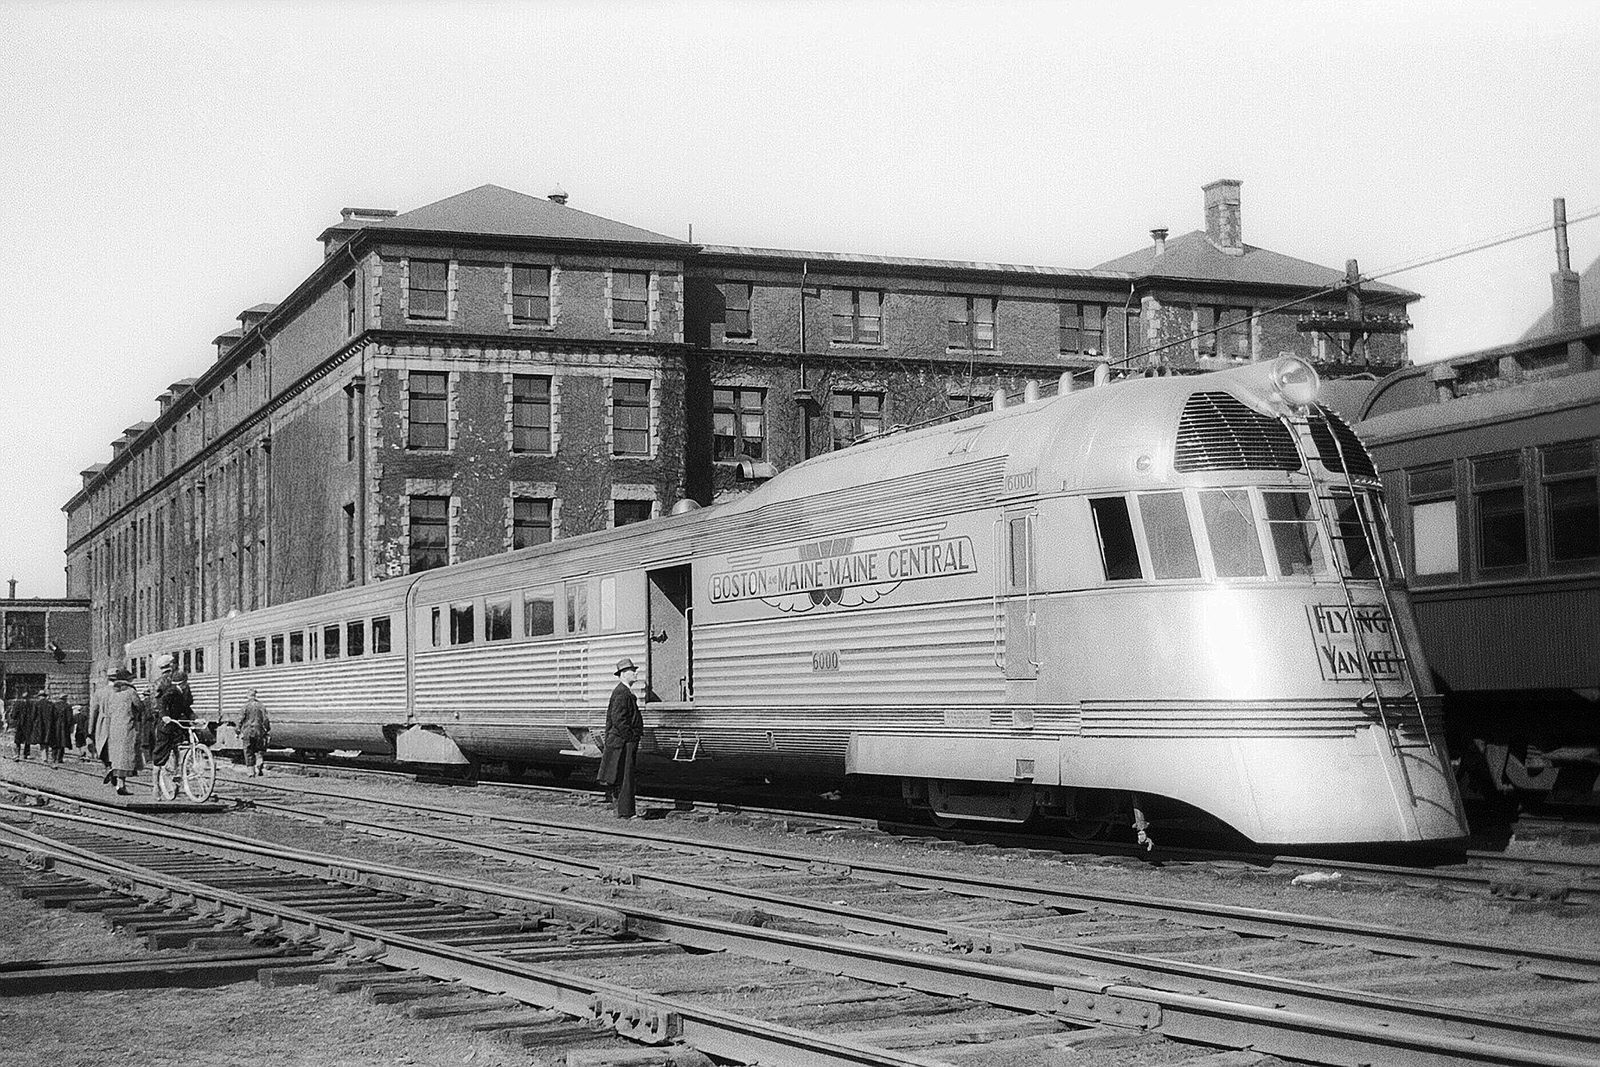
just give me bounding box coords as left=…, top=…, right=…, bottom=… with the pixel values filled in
left=64, top=179, right=1417, bottom=678
left=1, top=597, right=91, bottom=706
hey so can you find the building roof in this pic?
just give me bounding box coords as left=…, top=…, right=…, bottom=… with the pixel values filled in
left=700, top=244, right=1128, bottom=282
left=242, top=302, right=279, bottom=315
left=319, top=184, right=689, bottom=248
left=1522, top=253, right=1600, bottom=338
left=1095, top=230, right=1417, bottom=300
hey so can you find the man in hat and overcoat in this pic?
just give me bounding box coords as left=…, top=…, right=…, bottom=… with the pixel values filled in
left=92, top=668, right=145, bottom=796
left=598, top=658, right=644, bottom=818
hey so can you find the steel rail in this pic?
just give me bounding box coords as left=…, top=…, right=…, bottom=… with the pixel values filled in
left=5, top=801, right=1598, bottom=1067
left=0, top=814, right=949, bottom=1067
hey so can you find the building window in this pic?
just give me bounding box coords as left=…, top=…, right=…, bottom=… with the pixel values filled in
left=831, top=390, right=883, bottom=450
left=409, top=495, right=449, bottom=573
left=614, top=499, right=653, bottom=527
left=512, top=266, right=551, bottom=325
left=345, top=385, right=358, bottom=462
left=612, top=270, right=649, bottom=330
left=724, top=282, right=752, bottom=338
left=1541, top=440, right=1599, bottom=564
left=343, top=502, right=357, bottom=583
left=831, top=288, right=882, bottom=345
left=1200, top=306, right=1252, bottom=359
left=947, top=295, right=996, bottom=350
left=513, top=498, right=553, bottom=549
left=1060, top=302, right=1105, bottom=357
left=344, top=273, right=357, bottom=335
left=1472, top=452, right=1527, bottom=571
left=713, top=388, right=765, bottom=461
left=511, top=375, right=552, bottom=453
left=407, top=372, right=448, bottom=450
left=407, top=259, right=448, bottom=320
left=612, top=378, right=651, bottom=456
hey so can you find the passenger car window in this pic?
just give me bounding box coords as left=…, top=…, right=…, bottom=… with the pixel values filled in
left=450, top=603, right=476, bottom=645
left=371, top=616, right=392, bottom=654
left=523, top=591, right=556, bottom=637
left=1199, top=489, right=1266, bottom=578
left=486, top=598, right=512, bottom=641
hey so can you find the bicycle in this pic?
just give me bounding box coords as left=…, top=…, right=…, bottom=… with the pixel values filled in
left=153, top=719, right=217, bottom=803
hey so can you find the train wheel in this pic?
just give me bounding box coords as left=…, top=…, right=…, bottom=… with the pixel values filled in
left=1059, top=789, right=1129, bottom=842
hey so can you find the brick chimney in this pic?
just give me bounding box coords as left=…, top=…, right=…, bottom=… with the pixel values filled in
left=1552, top=197, right=1582, bottom=334
left=1204, top=179, right=1244, bottom=256
left=1150, top=228, right=1168, bottom=256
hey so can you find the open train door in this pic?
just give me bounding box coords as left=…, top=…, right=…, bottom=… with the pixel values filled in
left=646, top=565, right=693, bottom=703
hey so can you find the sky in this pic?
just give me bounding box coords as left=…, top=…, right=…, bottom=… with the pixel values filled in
left=2, top=0, right=1597, bottom=599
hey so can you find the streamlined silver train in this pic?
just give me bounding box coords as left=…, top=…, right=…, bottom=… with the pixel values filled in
left=126, top=356, right=1470, bottom=846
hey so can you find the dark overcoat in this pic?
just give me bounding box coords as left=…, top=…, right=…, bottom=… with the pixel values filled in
left=597, top=681, right=643, bottom=785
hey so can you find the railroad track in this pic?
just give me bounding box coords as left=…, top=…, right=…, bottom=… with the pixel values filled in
left=21, top=753, right=1600, bottom=907
left=5, top=773, right=1600, bottom=1065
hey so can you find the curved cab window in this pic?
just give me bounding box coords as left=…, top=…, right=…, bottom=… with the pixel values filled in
left=1090, top=497, right=1142, bottom=581
left=1137, top=492, right=1200, bottom=579
left=1262, top=490, right=1329, bottom=579
left=1199, top=489, right=1266, bottom=578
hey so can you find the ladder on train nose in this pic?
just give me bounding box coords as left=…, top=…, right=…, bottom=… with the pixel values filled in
left=1289, top=410, right=1436, bottom=753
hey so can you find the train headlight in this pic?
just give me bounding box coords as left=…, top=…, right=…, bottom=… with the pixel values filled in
left=1272, top=357, right=1321, bottom=409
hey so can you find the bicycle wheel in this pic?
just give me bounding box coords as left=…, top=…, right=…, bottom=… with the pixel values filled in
left=154, top=763, right=178, bottom=802
left=180, top=745, right=216, bottom=803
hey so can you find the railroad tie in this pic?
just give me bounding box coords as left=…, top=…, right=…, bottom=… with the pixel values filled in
left=932, top=1026, right=1162, bottom=1062
left=840, top=1015, right=1066, bottom=1050
left=565, top=1045, right=714, bottom=1067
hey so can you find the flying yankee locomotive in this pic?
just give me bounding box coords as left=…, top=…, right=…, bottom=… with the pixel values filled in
left=126, top=356, right=1470, bottom=847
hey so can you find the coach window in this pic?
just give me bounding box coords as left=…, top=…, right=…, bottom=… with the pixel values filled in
left=1541, top=440, right=1599, bottom=569
left=599, top=577, right=617, bottom=631
left=271, top=634, right=285, bottom=665
left=289, top=631, right=305, bottom=663
left=253, top=637, right=266, bottom=667
left=450, top=602, right=476, bottom=645
left=1472, top=452, right=1528, bottom=573
left=323, top=624, right=341, bottom=660
left=194, top=648, right=205, bottom=673
left=565, top=581, right=589, bottom=634
left=1137, top=492, right=1201, bottom=579
left=1089, top=497, right=1143, bottom=581
left=523, top=589, right=556, bottom=637
left=1260, top=490, right=1330, bottom=579
left=237, top=639, right=250, bottom=669
left=1198, top=488, right=1267, bottom=578
left=347, top=620, right=365, bottom=657
left=430, top=607, right=443, bottom=648
left=371, top=616, right=392, bottom=654
left=486, top=597, right=513, bottom=641
left=1406, top=464, right=1458, bottom=581
left=182, top=650, right=192, bottom=674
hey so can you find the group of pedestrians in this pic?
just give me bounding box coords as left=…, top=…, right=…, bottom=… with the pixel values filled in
left=6, top=654, right=272, bottom=798
left=4, top=689, right=82, bottom=764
